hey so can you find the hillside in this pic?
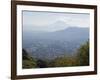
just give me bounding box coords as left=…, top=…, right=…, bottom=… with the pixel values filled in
left=22, top=27, right=89, bottom=60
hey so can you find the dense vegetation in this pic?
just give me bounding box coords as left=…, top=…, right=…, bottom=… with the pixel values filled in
left=22, top=41, right=89, bottom=69
left=22, top=49, right=37, bottom=68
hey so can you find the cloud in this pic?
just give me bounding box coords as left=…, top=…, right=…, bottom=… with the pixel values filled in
left=23, top=11, right=90, bottom=31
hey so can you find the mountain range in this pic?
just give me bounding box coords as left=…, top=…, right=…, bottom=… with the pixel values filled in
left=22, top=23, right=89, bottom=60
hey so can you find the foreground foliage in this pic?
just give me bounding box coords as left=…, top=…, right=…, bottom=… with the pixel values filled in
left=22, top=41, right=89, bottom=68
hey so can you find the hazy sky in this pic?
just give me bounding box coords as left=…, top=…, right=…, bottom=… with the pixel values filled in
left=23, top=11, right=90, bottom=32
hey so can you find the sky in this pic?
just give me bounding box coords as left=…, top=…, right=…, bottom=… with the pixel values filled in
left=23, top=10, right=90, bottom=32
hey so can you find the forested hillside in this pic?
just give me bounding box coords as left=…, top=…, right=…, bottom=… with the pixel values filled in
left=23, top=27, right=89, bottom=60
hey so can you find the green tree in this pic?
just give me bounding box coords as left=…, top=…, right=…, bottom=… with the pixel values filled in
left=22, top=49, right=37, bottom=68
left=76, top=41, right=89, bottom=66
left=36, top=59, right=48, bottom=68
left=22, top=49, right=28, bottom=60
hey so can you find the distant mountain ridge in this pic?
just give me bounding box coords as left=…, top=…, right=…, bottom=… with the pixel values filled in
left=23, top=27, right=89, bottom=41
